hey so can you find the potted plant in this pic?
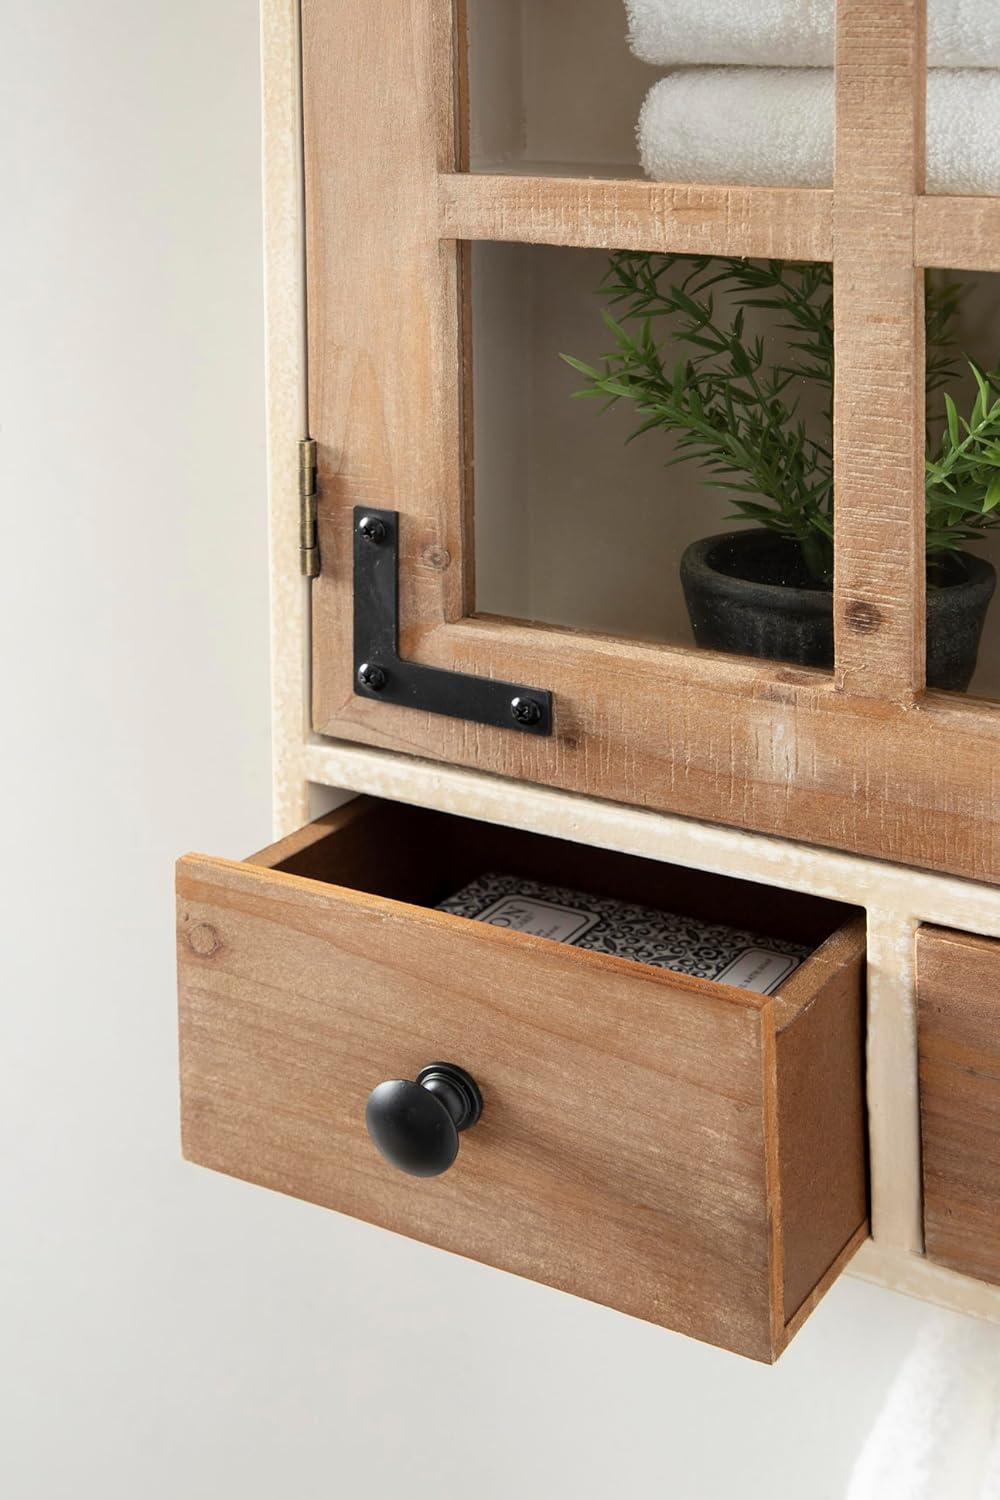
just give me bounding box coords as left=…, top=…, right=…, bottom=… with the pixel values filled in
left=563, top=253, right=998, bottom=690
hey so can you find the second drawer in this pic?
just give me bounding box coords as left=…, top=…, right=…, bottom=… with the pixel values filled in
left=918, top=924, right=1000, bottom=1286
left=177, top=797, right=867, bottom=1362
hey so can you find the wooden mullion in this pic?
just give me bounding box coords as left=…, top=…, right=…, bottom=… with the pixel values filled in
left=832, top=0, right=927, bottom=700
left=439, top=173, right=833, bottom=262
left=915, top=196, right=1000, bottom=273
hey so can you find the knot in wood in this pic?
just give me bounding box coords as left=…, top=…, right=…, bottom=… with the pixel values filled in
left=186, top=921, right=223, bottom=957
left=421, top=543, right=451, bottom=571
left=844, top=600, right=882, bottom=636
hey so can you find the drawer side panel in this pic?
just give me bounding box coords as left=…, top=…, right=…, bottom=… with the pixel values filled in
left=775, top=919, right=868, bottom=1322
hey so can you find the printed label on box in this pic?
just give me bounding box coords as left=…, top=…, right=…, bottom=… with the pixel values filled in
left=473, top=893, right=603, bottom=944
left=713, top=947, right=799, bottom=995
left=436, top=872, right=811, bottom=994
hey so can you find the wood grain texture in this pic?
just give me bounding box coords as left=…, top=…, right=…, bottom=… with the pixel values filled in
left=915, top=196, right=1000, bottom=273
left=439, top=173, right=833, bottom=260
left=774, top=918, right=868, bottom=1319
left=832, top=0, right=926, bottom=699
left=302, top=0, right=467, bottom=652
left=918, top=925, right=1000, bottom=1285
left=178, top=802, right=867, bottom=1361
left=316, top=608, right=1000, bottom=885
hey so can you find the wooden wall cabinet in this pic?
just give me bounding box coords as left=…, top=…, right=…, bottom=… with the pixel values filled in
left=175, top=0, right=1000, bottom=1363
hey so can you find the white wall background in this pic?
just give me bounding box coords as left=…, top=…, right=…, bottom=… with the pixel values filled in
left=2, top=5, right=997, bottom=1498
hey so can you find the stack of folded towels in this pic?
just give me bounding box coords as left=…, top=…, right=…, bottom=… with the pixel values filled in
left=626, top=0, right=1000, bottom=194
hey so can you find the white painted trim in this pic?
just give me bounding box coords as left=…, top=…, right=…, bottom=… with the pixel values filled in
left=853, top=1243, right=1000, bottom=1326
left=865, top=913, right=923, bottom=1254
left=261, top=0, right=1000, bottom=1329
left=302, top=740, right=1000, bottom=935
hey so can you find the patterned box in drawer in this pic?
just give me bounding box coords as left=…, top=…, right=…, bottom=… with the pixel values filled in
left=437, top=873, right=809, bottom=994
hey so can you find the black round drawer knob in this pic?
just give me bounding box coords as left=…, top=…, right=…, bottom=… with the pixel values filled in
left=365, top=1062, right=483, bottom=1178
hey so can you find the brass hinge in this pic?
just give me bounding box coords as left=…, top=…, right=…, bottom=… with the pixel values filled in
left=299, top=437, right=320, bottom=577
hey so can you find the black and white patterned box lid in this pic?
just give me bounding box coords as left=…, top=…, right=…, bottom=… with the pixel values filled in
left=436, top=873, right=811, bottom=995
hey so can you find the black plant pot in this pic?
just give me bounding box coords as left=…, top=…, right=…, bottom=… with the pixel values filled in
left=680, top=530, right=996, bottom=692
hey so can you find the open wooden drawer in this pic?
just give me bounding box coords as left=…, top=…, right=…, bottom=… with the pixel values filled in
left=177, top=797, right=868, bottom=1362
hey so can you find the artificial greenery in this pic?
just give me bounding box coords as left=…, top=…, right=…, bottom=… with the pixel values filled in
left=562, top=253, right=1000, bottom=586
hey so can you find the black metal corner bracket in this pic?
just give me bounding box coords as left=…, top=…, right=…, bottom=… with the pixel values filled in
left=352, top=507, right=552, bottom=736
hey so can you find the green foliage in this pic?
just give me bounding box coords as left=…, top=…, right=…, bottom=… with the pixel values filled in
left=927, top=364, right=1000, bottom=554
left=562, top=252, right=998, bottom=585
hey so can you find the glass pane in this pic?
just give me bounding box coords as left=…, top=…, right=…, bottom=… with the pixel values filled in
left=466, top=0, right=839, bottom=189
left=471, top=243, right=835, bottom=674
left=463, top=7, right=1000, bottom=198
left=926, top=269, right=1000, bottom=697
left=465, top=0, right=648, bottom=177
left=923, top=71, right=1000, bottom=196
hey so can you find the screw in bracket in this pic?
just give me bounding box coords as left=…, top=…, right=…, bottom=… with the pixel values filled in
left=510, top=695, right=542, bottom=728
left=358, top=515, right=388, bottom=545
left=357, top=661, right=388, bottom=692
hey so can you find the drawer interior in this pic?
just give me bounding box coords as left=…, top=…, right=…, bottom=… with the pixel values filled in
left=250, top=796, right=854, bottom=979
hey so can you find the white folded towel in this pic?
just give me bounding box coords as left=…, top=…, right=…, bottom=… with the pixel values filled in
left=639, top=68, right=1000, bottom=195
left=626, top=0, right=1000, bottom=71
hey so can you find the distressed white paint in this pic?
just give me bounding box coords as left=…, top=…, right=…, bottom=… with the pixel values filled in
left=261, top=0, right=1000, bottom=1327
left=865, top=913, right=923, bottom=1255
left=303, top=741, right=1000, bottom=936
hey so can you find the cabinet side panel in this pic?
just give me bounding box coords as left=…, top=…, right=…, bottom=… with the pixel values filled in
left=918, top=925, right=1000, bottom=1284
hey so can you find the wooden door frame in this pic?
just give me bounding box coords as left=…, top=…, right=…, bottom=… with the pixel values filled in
left=301, top=0, right=1000, bottom=885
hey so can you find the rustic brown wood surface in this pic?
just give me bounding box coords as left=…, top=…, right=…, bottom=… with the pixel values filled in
left=438, top=162, right=1000, bottom=276
left=915, top=196, right=1000, bottom=272
left=918, top=925, right=1000, bottom=1285
left=178, top=802, right=867, bottom=1361
left=774, top=919, right=868, bottom=1320
left=313, top=606, right=1000, bottom=884
left=302, top=0, right=467, bottom=651
left=439, top=174, right=834, bottom=260
left=832, top=1, right=925, bottom=699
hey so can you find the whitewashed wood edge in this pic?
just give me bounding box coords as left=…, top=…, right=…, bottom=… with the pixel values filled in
left=865, top=912, right=922, bottom=1255
left=301, top=739, right=1000, bottom=935
left=852, top=1242, right=1000, bottom=1325
left=261, top=0, right=311, bottom=836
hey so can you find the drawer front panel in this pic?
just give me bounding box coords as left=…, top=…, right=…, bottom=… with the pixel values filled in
left=178, top=801, right=867, bottom=1361
left=918, top=925, right=1000, bottom=1284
